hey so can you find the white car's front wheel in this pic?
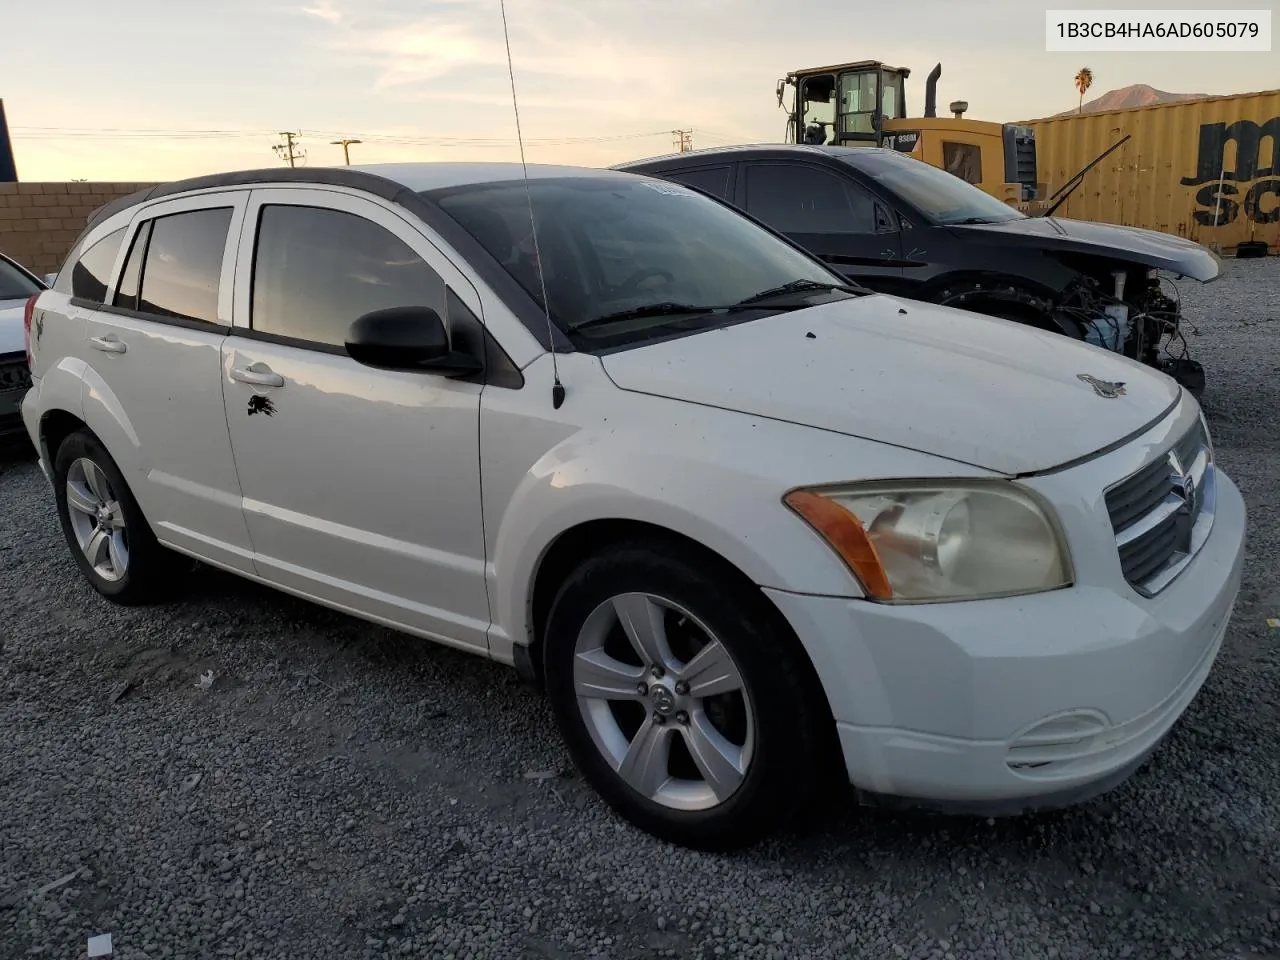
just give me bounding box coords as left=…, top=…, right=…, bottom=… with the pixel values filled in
left=544, top=540, right=828, bottom=850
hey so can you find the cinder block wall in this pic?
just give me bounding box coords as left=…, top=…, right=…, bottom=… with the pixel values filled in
left=0, top=182, right=158, bottom=275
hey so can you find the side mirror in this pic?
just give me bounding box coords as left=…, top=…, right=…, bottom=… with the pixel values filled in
left=344, top=306, right=483, bottom=377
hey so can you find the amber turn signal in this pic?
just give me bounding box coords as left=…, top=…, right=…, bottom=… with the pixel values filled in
left=783, top=489, right=893, bottom=601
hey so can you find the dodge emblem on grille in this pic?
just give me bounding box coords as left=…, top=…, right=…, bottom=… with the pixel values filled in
left=1077, top=374, right=1127, bottom=398
left=1167, top=451, right=1196, bottom=552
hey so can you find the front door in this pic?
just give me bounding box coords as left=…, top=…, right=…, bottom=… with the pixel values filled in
left=81, top=194, right=256, bottom=572
left=221, top=188, right=490, bottom=654
left=737, top=161, right=905, bottom=289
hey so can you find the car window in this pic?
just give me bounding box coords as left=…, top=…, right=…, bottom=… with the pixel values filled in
left=743, top=163, right=878, bottom=234
left=432, top=176, right=850, bottom=347
left=251, top=204, right=447, bottom=347
left=0, top=255, right=42, bottom=300
left=843, top=149, right=1025, bottom=224
left=137, top=208, right=232, bottom=324
left=661, top=166, right=732, bottom=200
left=113, top=221, right=153, bottom=312
left=52, top=227, right=127, bottom=303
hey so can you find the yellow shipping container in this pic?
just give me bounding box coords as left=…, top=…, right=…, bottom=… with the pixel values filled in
left=1024, top=89, right=1280, bottom=254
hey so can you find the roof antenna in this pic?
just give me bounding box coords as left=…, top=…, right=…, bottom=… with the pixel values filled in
left=499, top=0, right=565, bottom=410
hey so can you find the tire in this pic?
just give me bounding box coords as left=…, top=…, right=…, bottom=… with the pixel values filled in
left=52, top=429, right=181, bottom=605
left=543, top=540, right=826, bottom=850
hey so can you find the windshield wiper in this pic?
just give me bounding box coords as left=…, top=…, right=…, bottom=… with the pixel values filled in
left=571, top=301, right=728, bottom=332
left=570, top=280, right=865, bottom=334
left=731, top=278, right=864, bottom=307
left=948, top=216, right=998, bottom=224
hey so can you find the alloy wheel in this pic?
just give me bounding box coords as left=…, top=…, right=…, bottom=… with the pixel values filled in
left=64, top=457, right=130, bottom=582
left=572, top=592, right=756, bottom=811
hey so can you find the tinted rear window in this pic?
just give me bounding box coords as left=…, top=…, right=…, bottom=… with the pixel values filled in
left=53, top=227, right=127, bottom=303
left=661, top=166, right=732, bottom=200
left=137, top=208, right=232, bottom=324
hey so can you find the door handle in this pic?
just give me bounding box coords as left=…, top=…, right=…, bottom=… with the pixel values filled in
left=230, top=365, right=284, bottom=387
left=90, top=335, right=127, bottom=354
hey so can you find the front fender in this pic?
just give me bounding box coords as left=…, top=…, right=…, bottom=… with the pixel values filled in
left=481, top=363, right=991, bottom=661
left=490, top=446, right=863, bottom=654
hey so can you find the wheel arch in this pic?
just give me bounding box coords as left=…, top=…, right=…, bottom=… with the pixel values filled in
left=39, top=408, right=89, bottom=468
left=919, top=270, right=1078, bottom=337
left=521, top=518, right=842, bottom=774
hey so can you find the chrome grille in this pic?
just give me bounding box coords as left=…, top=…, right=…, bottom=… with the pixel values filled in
left=1105, top=417, right=1215, bottom=595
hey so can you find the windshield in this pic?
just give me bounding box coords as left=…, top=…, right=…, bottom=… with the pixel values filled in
left=846, top=150, right=1026, bottom=225
left=0, top=255, right=42, bottom=300
left=430, top=176, right=852, bottom=346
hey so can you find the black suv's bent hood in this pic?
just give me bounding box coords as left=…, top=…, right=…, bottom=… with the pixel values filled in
left=948, top=216, right=1222, bottom=282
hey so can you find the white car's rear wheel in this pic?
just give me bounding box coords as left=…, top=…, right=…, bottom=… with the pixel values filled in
left=52, top=430, right=182, bottom=604
left=543, top=540, right=827, bottom=850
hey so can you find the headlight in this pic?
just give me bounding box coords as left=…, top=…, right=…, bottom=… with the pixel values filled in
left=784, top=481, right=1073, bottom=603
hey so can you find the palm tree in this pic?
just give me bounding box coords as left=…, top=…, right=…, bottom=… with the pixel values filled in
left=1075, top=67, right=1094, bottom=113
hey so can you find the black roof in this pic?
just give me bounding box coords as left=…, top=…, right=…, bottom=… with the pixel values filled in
left=614, top=143, right=887, bottom=171
left=82, top=166, right=430, bottom=239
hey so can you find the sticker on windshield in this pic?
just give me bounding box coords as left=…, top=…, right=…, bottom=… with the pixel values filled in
left=643, top=182, right=696, bottom=197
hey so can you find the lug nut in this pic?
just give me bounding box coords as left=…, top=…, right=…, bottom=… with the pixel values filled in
left=651, top=665, right=665, bottom=679
left=675, top=711, right=689, bottom=725
left=652, top=713, right=667, bottom=725
left=636, top=682, right=648, bottom=696
left=674, top=682, right=689, bottom=695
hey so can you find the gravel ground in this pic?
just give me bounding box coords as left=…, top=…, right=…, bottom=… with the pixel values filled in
left=1, top=258, right=1278, bottom=960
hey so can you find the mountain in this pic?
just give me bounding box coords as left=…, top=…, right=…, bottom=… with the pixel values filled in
left=1052, top=84, right=1209, bottom=116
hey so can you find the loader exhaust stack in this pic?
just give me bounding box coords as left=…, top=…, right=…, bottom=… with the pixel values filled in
left=923, top=63, right=942, bottom=118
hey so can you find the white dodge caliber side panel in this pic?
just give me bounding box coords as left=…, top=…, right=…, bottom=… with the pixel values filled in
left=222, top=187, right=490, bottom=654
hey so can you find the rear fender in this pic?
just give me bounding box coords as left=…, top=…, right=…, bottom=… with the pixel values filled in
left=79, top=361, right=153, bottom=507
left=31, top=357, right=90, bottom=461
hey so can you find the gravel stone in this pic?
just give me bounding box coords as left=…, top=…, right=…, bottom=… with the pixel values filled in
left=1, top=258, right=1279, bottom=959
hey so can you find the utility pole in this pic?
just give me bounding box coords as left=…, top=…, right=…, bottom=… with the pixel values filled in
left=330, top=138, right=362, bottom=165
left=273, top=131, right=306, bottom=168
left=671, top=129, right=693, bottom=153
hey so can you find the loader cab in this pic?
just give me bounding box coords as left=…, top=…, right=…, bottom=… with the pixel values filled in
left=781, top=61, right=909, bottom=147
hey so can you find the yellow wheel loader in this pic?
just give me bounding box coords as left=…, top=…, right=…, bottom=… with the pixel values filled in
left=777, top=61, right=1048, bottom=209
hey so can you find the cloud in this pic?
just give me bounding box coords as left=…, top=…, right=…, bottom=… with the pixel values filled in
left=297, top=0, right=342, bottom=24
left=311, top=0, right=771, bottom=137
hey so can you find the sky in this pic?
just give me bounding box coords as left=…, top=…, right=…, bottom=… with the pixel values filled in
left=4, top=0, right=1278, bottom=181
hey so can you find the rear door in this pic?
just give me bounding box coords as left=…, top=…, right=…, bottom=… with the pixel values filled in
left=81, top=193, right=255, bottom=572
left=736, top=160, right=904, bottom=287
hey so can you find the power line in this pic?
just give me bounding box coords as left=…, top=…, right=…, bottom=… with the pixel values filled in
left=10, top=126, right=677, bottom=148
left=272, top=131, right=305, bottom=167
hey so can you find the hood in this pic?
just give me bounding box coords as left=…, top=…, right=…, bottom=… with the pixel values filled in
left=600, top=295, right=1181, bottom=476
left=949, top=216, right=1221, bottom=282
left=0, top=299, right=26, bottom=355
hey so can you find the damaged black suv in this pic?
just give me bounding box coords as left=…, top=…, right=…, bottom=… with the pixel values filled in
left=616, top=144, right=1219, bottom=395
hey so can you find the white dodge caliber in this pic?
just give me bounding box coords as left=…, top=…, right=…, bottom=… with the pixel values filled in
left=20, top=163, right=1245, bottom=850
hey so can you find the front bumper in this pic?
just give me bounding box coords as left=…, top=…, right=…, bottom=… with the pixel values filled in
left=764, top=467, right=1246, bottom=814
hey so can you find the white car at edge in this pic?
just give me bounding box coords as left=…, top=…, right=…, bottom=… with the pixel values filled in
left=0, top=250, right=46, bottom=440
left=19, top=163, right=1245, bottom=850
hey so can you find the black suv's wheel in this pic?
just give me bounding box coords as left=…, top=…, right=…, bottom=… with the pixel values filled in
left=543, top=541, right=826, bottom=850
left=52, top=430, right=180, bottom=604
